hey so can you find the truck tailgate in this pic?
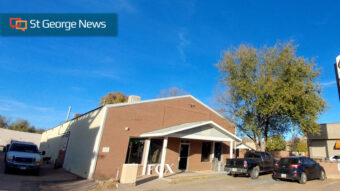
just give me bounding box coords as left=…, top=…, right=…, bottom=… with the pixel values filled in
left=225, top=159, right=245, bottom=168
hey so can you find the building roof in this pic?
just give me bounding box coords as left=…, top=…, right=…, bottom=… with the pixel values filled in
left=140, top=120, right=241, bottom=142
left=236, top=142, right=253, bottom=150
left=105, top=95, right=234, bottom=126
left=50, top=95, right=234, bottom=131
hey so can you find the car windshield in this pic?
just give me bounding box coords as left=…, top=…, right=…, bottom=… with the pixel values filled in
left=279, top=158, right=300, bottom=164
left=245, top=152, right=261, bottom=158
left=9, top=143, right=39, bottom=153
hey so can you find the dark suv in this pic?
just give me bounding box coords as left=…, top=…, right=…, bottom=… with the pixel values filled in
left=273, top=156, right=326, bottom=184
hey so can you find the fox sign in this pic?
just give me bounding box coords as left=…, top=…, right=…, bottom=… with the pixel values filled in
left=335, top=55, right=340, bottom=101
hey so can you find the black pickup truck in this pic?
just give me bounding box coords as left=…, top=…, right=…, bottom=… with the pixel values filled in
left=225, top=151, right=275, bottom=179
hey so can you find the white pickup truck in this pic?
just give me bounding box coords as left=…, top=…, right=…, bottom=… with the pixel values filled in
left=4, top=141, right=45, bottom=175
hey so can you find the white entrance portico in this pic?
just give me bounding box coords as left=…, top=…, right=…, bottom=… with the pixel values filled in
left=140, top=121, right=241, bottom=178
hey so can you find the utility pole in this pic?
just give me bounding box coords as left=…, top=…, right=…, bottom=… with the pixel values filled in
left=66, top=106, right=72, bottom=121
left=335, top=55, right=340, bottom=102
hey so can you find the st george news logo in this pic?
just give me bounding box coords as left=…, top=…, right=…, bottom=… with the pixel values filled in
left=9, top=18, right=27, bottom=31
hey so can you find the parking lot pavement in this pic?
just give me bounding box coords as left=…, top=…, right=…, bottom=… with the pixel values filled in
left=0, top=152, right=96, bottom=191
left=118, top=173, right=340, bottom=191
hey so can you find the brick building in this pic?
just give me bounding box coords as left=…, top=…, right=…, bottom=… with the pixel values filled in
left=40, top=95, right=241, bottom=179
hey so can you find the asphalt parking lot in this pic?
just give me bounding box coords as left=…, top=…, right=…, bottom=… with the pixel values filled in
left=0, top=152, right=95, bottom=191
left=1, top=149, right=340, bottom=191
left=118, top=173, right=340, bottom=191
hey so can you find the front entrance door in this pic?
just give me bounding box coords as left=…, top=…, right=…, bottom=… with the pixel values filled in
left=214, top=142, right=222, bottom=161
left=178, top=143, right=190, bottom=171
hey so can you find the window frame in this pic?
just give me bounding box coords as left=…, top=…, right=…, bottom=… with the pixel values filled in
left=125, top=138, right=145, bottom=164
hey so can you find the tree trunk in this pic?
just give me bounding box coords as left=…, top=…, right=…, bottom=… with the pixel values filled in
left=256, top=132, right=266, bottom=151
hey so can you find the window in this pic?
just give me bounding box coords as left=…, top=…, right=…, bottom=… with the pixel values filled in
left=264, top=153, right=272, bottom=159
left=148, top=139, right=163, bottom=164
left=10, top=143, right=39, bottom=153
left=125, top=138, right=145, bottom=164
left=245, top=152, right=261, bottom=158
left=279, top=158, right=300, bottom=165
left=201, top=142, right=212, bottom=162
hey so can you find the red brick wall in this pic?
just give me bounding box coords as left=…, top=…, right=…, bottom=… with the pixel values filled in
left=93, top=97, right=235, bottom=179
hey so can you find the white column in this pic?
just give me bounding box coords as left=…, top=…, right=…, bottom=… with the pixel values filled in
left=159, top=137, right=168, bottom=178
left=211, top=141, right=215, bottom=160
left=229, top=141, right=233, bottom=159
left=142, top=138, right=151, bottom=175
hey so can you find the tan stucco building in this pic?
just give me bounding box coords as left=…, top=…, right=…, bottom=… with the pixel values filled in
left=307, top=122, right=340, bottom=159
left=40, top=95, right=241, bottom=180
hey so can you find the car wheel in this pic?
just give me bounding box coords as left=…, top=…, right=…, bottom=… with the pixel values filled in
left=272, top=175, right=278, bottom=181
left=232, top=174, right=238, bottom=177
left=319, top=170, right=326, bottom=181
left=299, top=172, right=307, bottom=184
left=250, top=166, right=260, bottom=179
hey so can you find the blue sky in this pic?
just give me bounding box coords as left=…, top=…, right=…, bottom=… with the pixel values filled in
left=0, top=0, right=339, bottom=130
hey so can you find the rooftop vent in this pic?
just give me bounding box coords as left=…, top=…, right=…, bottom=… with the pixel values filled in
left=128, top=95, right=141, bottom=103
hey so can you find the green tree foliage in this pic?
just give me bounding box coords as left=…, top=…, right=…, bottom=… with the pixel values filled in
left=99, top=91, right=128, bottom=105
left=290, top=137, right=300, bottom=152
left=216, top=42, right=327, bottom=151
left=0, top=114, right=44, bottom=134
left=297, top=142, right=307, bottom=153
left=266, top=134, right=286, bottom=151
left=290, top=137, right=307, bottom=153
left=0, top=115, right=9, bottom=128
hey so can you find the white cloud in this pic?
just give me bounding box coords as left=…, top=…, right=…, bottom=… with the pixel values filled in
left=0, top=98, right=53, bottom=112
left=177, top=31, right=190, bottom=63
left=320, top=81, right=336, bottom=87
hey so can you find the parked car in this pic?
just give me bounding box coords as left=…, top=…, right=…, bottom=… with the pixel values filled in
left=326, top=155, right=340, bottom=162
left=273, top=156, right=326, bottom=184
left=225, top=151, right=275, bottom=179
left=4, top=141, right=45, bottom=175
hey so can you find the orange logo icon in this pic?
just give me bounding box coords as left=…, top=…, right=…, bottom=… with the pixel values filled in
left=9, top=18, right=28, bottom=32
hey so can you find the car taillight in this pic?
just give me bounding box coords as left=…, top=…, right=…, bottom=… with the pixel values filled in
left=244, top=161, right=248, bottom=168
left=275, top=163, right=279, bottom=168
left=290, top=164, right=301, bottom=168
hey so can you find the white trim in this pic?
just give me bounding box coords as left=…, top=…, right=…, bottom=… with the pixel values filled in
left=188, top=96, right=235, bottom=127
left=104, top=95, right=234, bottom=126
left=140, top=121, right=241, bottom=142
left=88, top=106, right=108, bottom=179
left=172, top=134, right=233, bottom=142
left=141, top=121, right=211, bottom=137
left=46, top=95, right=234, bottom=135
left=211, top=141, right=215, bottom=161
left=106, top=95, right=192, bottom=109
left=236, top=143, right=253, bottom=150
left=229, top=141, right=234, bottom=159
left=142, top=138, right=151, bottom=175
left=159, top=137, right=168, bottom=178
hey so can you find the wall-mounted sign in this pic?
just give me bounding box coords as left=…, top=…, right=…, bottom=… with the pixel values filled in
left=146, top=164, right=174, bottom=175
left=102, top=147, right=110, bottom=153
